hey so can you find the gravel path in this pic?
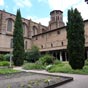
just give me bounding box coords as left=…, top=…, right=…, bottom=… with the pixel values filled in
left=0, top=70, right=72, bottom=88
left=14, top=67, right=88, bottom=88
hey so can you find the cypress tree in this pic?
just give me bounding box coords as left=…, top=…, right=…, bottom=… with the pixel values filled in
left=67, top=8, right=85, bottom=69
left=13, top=9, right=24, bottom=66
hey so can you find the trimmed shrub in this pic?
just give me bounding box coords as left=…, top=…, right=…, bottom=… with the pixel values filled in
left=23, top=63, right=44, bottom=70
left=0, top=61, right=10, bottom=66
left=25, top=46, right=40, bottom=63
left=39, top=54, right=54, bottom=65
left=4, top=54, right=12, bottom=61
left=54, top=59, right=62, bottom=65
left=0, top=54, right=5, bottom=61
left=85, top=59, right=88, bottom=65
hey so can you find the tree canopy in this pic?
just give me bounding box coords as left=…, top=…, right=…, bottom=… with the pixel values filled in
left=13, top=9, right=25, bottom=66
left=67, top=8, right=85, bottom=69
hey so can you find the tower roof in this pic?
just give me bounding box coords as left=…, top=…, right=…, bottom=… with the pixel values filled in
left=50, top=10, right=63, bottom=15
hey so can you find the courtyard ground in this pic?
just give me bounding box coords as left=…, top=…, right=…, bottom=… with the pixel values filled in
left=14, top=67, right=88, bottom=88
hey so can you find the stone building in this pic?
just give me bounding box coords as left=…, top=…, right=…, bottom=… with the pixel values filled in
left=0, top=9, right=88, bottom=61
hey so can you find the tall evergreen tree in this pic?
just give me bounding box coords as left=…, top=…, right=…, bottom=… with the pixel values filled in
left=67, top=8, right=85, bottom=69
left=13, top=9, right=24, bottom=66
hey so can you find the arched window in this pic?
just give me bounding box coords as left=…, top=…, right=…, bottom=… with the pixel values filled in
left=42, top=28, right=46, bottom=33
left=22, top=23, right=28, bottom=37
left=51, top=43, right=53, bottom=47
left=7, top=18, right=13, bottom=32
left=33, top=26, right=38, bottom=35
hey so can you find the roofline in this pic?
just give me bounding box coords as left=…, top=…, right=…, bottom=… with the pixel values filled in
left=32, top=19, right=88, bottom=37
left=50, top=10, right=63, bottom=15
left=0, top=10, right=47, bottom=28
left=0, top=10, right=30, bottom=21
left=32, top=26, right=66, bottom=37
left=84, top=19, right=88, bottom=22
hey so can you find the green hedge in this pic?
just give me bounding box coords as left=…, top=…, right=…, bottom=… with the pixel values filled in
left=39, top=54, right=54, bottom=65
left=23, top=63, right=45, bottom=70
left=0, top=61, right=10, bottom=66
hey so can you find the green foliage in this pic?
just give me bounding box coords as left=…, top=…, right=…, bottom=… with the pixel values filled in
left=4, top=54, right=11, bottom=61
left=47, top=62, right=88, bottom=74
left=47, top=62, right=71, bottom=73
left=67, top=8, right=85, bottom=69
left=25, top=45, right=40, bottom=63
left=23, top=63, right=45, bottom=70
left=0, top=54, right=5, bottom=61
left=53, top=59, right=61, bottom=65
left=39, top=54, right=54, bottom=65
left=13, top=9, right=25, bottom=66
left=0, top=61, right=10, bottom=66
left=0, top=68, right=20, bottom=74
left=85, top=59, right=88, bottom=65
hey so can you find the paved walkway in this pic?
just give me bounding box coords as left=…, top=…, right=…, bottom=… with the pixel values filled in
left=13, top=67, right=88, bottom=88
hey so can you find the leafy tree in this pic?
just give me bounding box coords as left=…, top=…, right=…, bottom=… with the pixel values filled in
left=13, top=9, right=24, bottom=66
left=25, top=45, right=40, bottom=62
left=67, top=8, right=85, bottom=69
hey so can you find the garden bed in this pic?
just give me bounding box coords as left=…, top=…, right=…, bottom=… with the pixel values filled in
left=0, top=72, right=73, bottom=88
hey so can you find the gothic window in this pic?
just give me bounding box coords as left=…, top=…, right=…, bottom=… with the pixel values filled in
left=22, top=23, right=29, bottom=37
left=61, top=41, right=63, bottom=46
left=42, top=28, right=46, bottom=33
left=33, top=26, right=38, bottom=35
left=41, top=45, right=43, bottom=48
left=51, top=43, right=53, bottom=47
left=22, top=23, right=25, bottom=34
left=7, top=19, right=13, bottom=32
left=57, top=30, right=60, bottom=34
left=51, top=17, right=55, bottom=21
left=35, top=36, right=38, bottom=40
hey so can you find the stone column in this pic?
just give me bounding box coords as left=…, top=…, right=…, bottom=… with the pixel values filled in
left=60, top=51, right=62, bottom=61
left=65, top=52, right=67, bottom=61
left=55, top=52, right=57, bottom=59
left=87, top=50, right=88, bottom=59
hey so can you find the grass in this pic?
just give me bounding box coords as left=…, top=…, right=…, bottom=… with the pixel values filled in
left=0, top=68, right=20, bottom=74
left=23, top=60, right=88, bottom=75
left=23, top=63, right=45, bottom=70
left=47, top=61, right=88, bottom=75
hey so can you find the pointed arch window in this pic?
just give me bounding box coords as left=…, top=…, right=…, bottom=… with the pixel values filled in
left=33, top=26, right=38, bottom=35
left=22, top=23, right=29, bottom=37
left=42, top=28, right=46, bottom=33
left=7, top=18, right=13, bottom=32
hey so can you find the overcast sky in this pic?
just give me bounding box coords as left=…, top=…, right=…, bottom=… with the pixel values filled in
left=0, top=0, right=88, bottom=26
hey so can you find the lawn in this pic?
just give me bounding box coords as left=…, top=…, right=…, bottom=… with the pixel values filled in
left=0, top=68, right=20, bottom=74
left=47, top=62, right=88, bottom=75
left=23, top=61, right=88, bottom=75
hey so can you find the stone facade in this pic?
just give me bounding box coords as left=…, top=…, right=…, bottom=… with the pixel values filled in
left=0, top=9, right=88, bottom=61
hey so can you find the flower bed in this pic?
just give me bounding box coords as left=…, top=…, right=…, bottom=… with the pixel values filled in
left=0, top=72, right=73, bottom=88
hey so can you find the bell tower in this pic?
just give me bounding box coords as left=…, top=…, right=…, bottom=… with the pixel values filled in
left=49, top=10, right=65, bottom=30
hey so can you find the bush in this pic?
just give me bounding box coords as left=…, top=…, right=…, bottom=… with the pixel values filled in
left=85, top=59, right=88, bottom=65
left=54, top=59, right=62, bottom=65
left=39, top=54, right=54, bottom=65
left=25, top=46, right=40, bottom=63
left=4, top=54, right=12, bottom=61
left=23, top=63, right=45, bottom=70
left=0, top=61, right=10, bottom=66
left=0, top=54, right=5, bottom=61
